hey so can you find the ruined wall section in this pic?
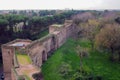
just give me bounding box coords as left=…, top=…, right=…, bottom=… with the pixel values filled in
left=52, top=28, right=66, bottom=48
left=1, top=39, right=32, bottom=80
left=27, top=24, right=67, bottom=67
left=49, top=24, right=67, bottom=48
left=1, top=20, right=78, bottom=80
left=64, top=20, right=78, bottom=39
left=27, top=20, right=77, bottom=68
left=27, top=34, right=55, bottom=67
left=1, top=46, right=15, bottom=80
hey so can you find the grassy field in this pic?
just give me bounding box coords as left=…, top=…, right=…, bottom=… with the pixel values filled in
left=42, top=39, right=120, bottom=80
left=16, top=53, right=32, bottom=65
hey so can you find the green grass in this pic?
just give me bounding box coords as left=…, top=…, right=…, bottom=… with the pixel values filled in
left=82, top=50, right=120, bottom=80
left=42, top=39, right=120, bottom=80
left=16, top=53, right=32, bottom=65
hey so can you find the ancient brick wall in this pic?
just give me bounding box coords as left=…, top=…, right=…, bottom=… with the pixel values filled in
left=1, top=20, right=77, bottom=80
left=27, top=34, right=56, bottom=67
left=27, top=20, right=77, bottom=68
left=1, top=46, right=15, bottom=80
left=64, top=20, right=78, bottom=39
left=1, top=39, right=32, bottom=80
left=11, top=69, right=16, bottom=80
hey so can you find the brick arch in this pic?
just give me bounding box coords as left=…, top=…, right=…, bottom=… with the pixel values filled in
left=42, top=50, right=47, bottom=63
left=51, top=36, right=56, bottom=50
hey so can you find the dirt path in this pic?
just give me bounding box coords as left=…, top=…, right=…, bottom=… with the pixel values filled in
left=16, top=64, right=40, bottom=80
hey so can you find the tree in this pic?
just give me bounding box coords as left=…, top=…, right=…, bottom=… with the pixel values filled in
left=5, top=14, right=28, bottom=32
left=95, top=23, right=120, bottom=61
left=115, top=17, right=120, bottom=24
left=78, top=19, right=101, bottom=48
left=59, top=62, right=72, bottom=79
left=87, top=19, right=101, bottom=48
left=72, top=12, right=95, bottom=25
left=0, top=19, right=9, bottom=35
left=76, top=45, right=89, bottom=67
left=76, top=45, right=83, bottom=67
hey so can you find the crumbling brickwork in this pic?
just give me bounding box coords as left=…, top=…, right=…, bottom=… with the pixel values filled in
left=27, top=20, right=77, bottom=67
left=1, top=39, right=32, bottom=80
left=1, top=20, right=77, bottom=80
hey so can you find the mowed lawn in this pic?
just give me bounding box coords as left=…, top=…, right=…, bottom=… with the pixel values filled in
left=42, top=39, right=120, bottom=80
left=16, top=53, right=32, bottom=65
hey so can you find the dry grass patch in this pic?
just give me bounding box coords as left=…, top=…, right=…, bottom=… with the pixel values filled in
left=16, top=54, right=32, bottom=65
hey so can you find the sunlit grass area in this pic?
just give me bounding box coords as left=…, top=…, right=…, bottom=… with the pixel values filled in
left=16, top=53, right=32, bottom=65
left=42, top=39, right=120, bottom=80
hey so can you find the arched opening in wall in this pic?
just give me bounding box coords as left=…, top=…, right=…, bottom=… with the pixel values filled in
left=49, top=36, right=56, bottom=56
left=8, top=51, right=10, bottom=55
left=42, top=50, right=46, bottom=63
left=12, top=59, right=14, bottom=66
left=52, top=36, right=56, bottom=46
left=77, top=31, right=82, bottom=38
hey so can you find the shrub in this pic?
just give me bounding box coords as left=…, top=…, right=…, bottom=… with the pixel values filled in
left=59, top=62, right=72, bottom=79
left=76, top=46, right=89, bottom=58
left=110, top=53, right=119, bottom=62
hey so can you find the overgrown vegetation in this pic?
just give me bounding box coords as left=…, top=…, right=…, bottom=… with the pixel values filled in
left=42, top=39, right=120, bottom=80
left=73, top=11, right=120, bottom=61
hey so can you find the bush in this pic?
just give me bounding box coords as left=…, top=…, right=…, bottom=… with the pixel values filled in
left=110, top=53, right=119, bottom=62
left=72, top=66, right=96, bottom=80
left=76, top=46, right=89, bottom=58
left=82, top=50, right=89, bottom=57
left=59, top=62, right=73, bottom=79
